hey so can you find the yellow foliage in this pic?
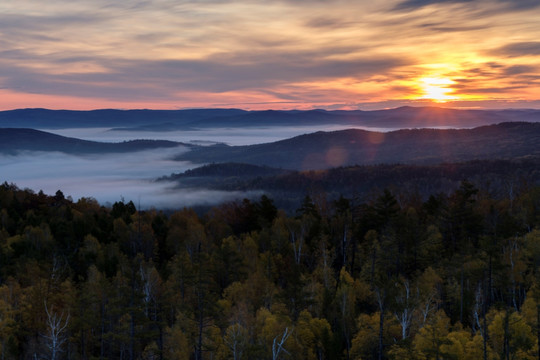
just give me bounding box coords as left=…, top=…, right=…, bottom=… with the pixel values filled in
left=521, top=294, right=537, bottom=329
left=351, top=312, right=400, bottom=360
left=256, top=307, right=294, bottom=359
left=164, top=325, right=190, bottom=360
left=440, top=328, right=469, bottom=358
left=413, top=310, right=450, bottom=359
left=221, top=323, right=249, bottom=360
left=294, top=310, right=332, bottom=360
left=488, top=308, right=536, bottom=359
left=464, top=334, right=495, bottom=360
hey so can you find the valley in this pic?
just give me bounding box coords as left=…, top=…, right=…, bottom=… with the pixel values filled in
left=1, top=107, right=540, bottom=210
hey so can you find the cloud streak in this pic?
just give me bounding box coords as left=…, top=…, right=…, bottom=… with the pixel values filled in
left=394, top=0, right=540, bottom=11
left=490, top=42, right=540, bottom=58
left=0, top=0, right=540, bottom=110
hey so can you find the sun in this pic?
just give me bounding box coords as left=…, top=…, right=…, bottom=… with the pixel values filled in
left=418, top=77, right=457, bottom=102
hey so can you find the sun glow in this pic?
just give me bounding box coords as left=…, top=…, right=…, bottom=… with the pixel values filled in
left=419, top=77, right=457, bottom=102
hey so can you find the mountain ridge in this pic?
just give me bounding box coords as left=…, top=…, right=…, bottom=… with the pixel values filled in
left=2, top=106, right=540, bottom=131
left=175, top=122, right=540, bottom=170
left=0, top=128, right=188, bottom=154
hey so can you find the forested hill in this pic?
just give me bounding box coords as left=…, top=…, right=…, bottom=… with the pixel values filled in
left=0, top=128, right=186, bottom=154
left=0, top=177, right=538, bottom=358
left=176, top=122, right=540, bottom=169
left=164, top=158, right=540, bottom=211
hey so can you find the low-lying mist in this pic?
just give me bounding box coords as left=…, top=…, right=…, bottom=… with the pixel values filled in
left=4, top=125, right=399, bottom=209
left=0, top=146, right=260, bottom=209
left=43, top=124, right=395, bottom=145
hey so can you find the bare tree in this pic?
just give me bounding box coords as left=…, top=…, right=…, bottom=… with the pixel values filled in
left=286, top=218, right=309, bottom=265
left=224, top=323, right=248, bottom=360
left=394, top=279, right=414, bottom=340
left=43, top=301, right=70, bottom=360
left=272, top=327, right=292, bottom=360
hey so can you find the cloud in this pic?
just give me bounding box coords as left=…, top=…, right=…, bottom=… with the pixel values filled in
left=503, top=65, right=538, bottom=75
left=1, top=0, right=540, bottom=110
left=0, top=0, right=412, bottom=106
left=417, top=22, right=486, bottom=32
left=394, top=0, right=540, bottom=11
left=453, top=85, right=526, bottom=94
left=394, top=0, right=473, bottom=11
left=0, top=13, right=103, bottom=30
left=447, top=62, right=539, bottom=98
left=490, top=42, right=540, bottom=58
left=0, top=46, right=410, bottom=101
left=304, top=16, right=356, bottom=29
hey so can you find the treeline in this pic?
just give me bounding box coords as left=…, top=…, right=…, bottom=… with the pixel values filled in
left=167, top=158, right=540, bottom=213
left=0, top=180, right=539, bottom=359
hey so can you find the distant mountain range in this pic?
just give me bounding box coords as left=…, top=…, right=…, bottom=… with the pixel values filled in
left=2, top=106, right=540, bottom=130
left=0, top=108, right=246, bottom=129
left=0, top=128, right=186, bottom=154
left=176, top=122, right=540, bottom=169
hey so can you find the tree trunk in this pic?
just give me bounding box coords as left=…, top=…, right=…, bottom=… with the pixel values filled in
left=483, top=274, right=488, bottom=360
left=488, top=254, right=492, bottom=307
left=377, top=288, right=386, bottom=360
left=378, top=308, right=384, bottom=360
left=130, top=275, right=135, bottom=360
left=158, top=305, right=164, bottom=360
left=195, top=241, right=204, bottom=360
left=504, top=311, right=510, bottom=360
left=537, top=303, right=540, bottom=360
left=100, top=300, right=105, bottom=360
left=460, top=263, right=464, bottom=324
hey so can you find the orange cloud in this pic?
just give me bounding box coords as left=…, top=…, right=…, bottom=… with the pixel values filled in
left=1, top=0, right=540, bottom=110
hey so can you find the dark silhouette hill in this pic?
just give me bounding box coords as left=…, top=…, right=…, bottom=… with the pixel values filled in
left=0, top=108, right=246, bottom=129
left=162, top=158, right=540, bottom=212
left=0, top=128, right=186, bottom=154
left=161, top=163, right=292, bottom=189
left=2, top=107, right=539, bottom=130
left=175, top=122, right=540, bottom=170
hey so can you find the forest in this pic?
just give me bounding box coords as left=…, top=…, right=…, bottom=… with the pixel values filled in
left=164, top=158, right=540, bottom=214
left=0, top=178, right=539, bottom=359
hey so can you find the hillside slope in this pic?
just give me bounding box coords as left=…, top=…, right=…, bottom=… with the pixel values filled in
left=176, top=122, right=540, bottom=170
left=0, top=128, right=186, bottom=154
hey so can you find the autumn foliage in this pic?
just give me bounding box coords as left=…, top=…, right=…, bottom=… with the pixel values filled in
left=0, top=181, right=539, bottom=359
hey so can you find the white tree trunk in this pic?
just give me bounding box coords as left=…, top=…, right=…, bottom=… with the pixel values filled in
left=43, top=301, right=70, bottom=360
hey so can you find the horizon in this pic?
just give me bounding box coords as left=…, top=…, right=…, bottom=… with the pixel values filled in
left=2, top=1, right=540, bottom=112
left=4, top=104, right=540, bottom=113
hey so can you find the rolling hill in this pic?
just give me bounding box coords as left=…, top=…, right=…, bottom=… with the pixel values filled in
left=0, top=128, right=187, bottom=154
left=162, top=158, right=540, bottom=212
left=175, top=122, right=540, bottom=170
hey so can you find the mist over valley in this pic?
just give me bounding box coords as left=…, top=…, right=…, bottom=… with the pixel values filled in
left=1, top=107, right=540, bottom=210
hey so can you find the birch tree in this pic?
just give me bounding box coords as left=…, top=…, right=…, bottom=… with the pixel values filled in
left=43, top=301, right=70, bottom=360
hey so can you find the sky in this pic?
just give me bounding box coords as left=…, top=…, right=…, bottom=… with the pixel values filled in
left=2, top=0, right=540, bottom=111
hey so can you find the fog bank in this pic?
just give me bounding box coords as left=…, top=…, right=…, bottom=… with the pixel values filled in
left=43, top=125, right=395, bottom=146
left=0, top=147, right=259, bottom=209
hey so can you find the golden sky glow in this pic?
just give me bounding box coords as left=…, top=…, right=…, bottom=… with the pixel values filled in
left=1, top=0, right=540, bottom=110
left=417, top=77, right=457, bottom=102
